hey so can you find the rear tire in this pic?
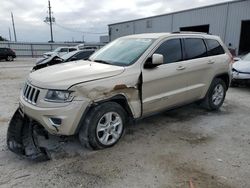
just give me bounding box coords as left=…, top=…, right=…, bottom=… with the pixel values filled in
left=79, top=102, right=127, bottom=150
left=202, top=78, right=226, bottom=111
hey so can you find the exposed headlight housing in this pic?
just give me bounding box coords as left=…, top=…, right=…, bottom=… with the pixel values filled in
left=45, top=90, right=74, bottom=102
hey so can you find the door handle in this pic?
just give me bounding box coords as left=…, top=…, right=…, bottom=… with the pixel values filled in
left=208, top=60, right=215, bottom=64
left=176, top=66, right=186, bottom=70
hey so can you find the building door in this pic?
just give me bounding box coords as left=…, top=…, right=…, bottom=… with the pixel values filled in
left=239, top=20, right=250, bottom=55
left=180, top=25, right=210, bottom=33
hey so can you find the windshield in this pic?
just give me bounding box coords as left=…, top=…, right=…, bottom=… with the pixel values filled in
left=242, top=53, right=250, bottom=61
left=53, top=48, right=61, bottom=52
left=60, top=50, right=78, bottom=60
left=89, top=38, right=154, bottom=66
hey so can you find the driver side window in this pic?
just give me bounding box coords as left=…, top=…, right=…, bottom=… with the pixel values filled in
left=154, top=39, right=183, bottom=64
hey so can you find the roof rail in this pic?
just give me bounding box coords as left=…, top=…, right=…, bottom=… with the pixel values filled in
left=171, top=31, right=212, bottom=35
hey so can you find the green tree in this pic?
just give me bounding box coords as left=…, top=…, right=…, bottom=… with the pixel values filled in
left=0, top=36, right=8, bottom=41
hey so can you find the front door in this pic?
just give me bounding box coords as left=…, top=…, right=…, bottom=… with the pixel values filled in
left=142, top=38, right=189, bottom=115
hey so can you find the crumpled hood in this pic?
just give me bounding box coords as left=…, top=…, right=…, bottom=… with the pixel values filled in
left=233, top=60, right=250, bottom=73
left=28, top=60, right=125, bottom=89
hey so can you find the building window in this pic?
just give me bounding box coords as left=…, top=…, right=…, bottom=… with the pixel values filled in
left=146, top=20, right=152, bottom=29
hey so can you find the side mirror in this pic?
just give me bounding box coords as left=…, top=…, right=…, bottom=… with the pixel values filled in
left=152, top=54, right=164, bottom=65
left=144, top=53, right=164, bottom=68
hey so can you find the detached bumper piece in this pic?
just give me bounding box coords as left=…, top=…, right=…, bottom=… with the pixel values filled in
left=7, top=109, right=50, bottom=161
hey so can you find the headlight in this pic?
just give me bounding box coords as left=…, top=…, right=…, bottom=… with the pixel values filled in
left=45, top=90, right=74, bottom=102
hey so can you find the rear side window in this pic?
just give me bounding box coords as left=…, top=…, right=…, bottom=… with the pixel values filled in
left=154, top=39, right=182, bottom=64
left=184, top=38, right=207, bottom=60
left=69, top=48, right=77, bottom=52
left=206, top=39, right=225, bottom=56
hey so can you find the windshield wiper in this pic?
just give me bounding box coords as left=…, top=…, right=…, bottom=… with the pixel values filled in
left=93, top=59, right=111, bottom=65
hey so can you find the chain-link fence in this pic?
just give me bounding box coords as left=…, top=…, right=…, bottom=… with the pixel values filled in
left=0, top=42, right=104, bottom=57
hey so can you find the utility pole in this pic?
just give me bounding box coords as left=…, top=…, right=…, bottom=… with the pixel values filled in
left=48, top=0, right=54, bottom=42
left=11, top=12, right=17, bottom=42
left=8, top=27, right=12, bottom=41
left=44, top=1, right=55, bottom=42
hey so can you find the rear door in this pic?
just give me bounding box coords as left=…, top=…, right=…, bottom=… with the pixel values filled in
left=142, top=38, right=189, bottom=115
left=181, top=37, right=213, bottom=100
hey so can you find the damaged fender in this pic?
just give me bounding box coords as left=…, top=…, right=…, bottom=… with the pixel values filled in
left=7, top=109, right=50, bottom=161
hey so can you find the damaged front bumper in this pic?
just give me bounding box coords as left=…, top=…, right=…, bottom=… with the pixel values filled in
left=7, top=109, right=50, bottom=161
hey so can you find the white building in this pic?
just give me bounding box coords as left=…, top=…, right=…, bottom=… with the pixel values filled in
left=108, top=0, right=250, bottom=55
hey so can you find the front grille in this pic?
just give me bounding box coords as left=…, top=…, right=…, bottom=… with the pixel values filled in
left=23, top=83, right=40, bottom=105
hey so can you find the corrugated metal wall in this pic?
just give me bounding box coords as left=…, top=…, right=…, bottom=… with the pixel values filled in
left=109, top=0, right=250, bottom=54
left=134, top=15, right=173, bottom=34
left=225, top=0, right=250, bottom=53
left=172, top=4, right=228, bottom=38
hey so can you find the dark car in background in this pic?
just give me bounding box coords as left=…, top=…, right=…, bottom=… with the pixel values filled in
left=32, top=49, right=95, bottom=71
left=0, top=47, right=16, bottom=61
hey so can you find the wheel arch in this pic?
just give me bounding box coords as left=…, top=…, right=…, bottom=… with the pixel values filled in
left=214, top=73, right=231, bottom=90
left=75, top=94, right=134, bottom=134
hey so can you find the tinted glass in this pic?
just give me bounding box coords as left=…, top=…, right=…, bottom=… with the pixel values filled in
left=75, top=51, right=95, bottom=60
left=69, top=48, right=77, bottom=52
left=155, top=39, right=182, bottom=64
left=184, top=38, right=207, bottom=60
left=206, top=39, right=225, bottom=56
left=60, top=48, right=68, bottom=52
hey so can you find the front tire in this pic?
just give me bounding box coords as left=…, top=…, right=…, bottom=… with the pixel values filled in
left=79, top=102, right=127, bottom=150
left=202, top=78, right=226, bottom=110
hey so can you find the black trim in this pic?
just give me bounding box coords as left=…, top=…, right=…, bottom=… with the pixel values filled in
left=74, top=105, right=91, bottom=134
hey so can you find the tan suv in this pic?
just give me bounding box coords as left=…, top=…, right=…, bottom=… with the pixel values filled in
left=7, top=32, right=232, bottom=160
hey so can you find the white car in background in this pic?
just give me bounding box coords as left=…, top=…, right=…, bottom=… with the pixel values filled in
left=76, top=44, right=99, bottom=50
left=43, top=47, right=77, bottom=58
left=232, top=53, right=250, bottom=86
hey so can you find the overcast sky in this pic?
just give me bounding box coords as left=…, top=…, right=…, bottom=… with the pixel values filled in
left=0, top=0, right=230, bottom=42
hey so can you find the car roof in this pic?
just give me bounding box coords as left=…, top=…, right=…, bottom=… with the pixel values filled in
left=122, top=32, right=221, bottom=40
